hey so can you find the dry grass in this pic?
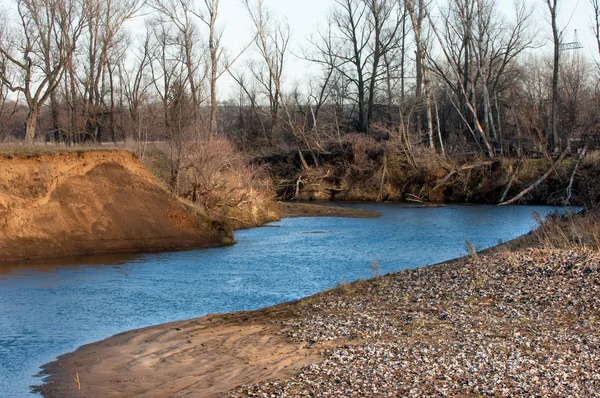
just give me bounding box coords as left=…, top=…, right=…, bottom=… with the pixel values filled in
left=533, top=209, right=600, bottom=250
left=582, top=149, right=600, bottom=167
left=0, top=141, right=135, bottom=156
left=335, top=278, right=370, bottom=297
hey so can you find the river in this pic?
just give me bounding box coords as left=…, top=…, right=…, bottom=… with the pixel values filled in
left=0, top=204, right=578, bottom=397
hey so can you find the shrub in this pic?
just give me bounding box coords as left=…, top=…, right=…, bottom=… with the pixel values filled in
left=145, top=139, right=278, bottom=230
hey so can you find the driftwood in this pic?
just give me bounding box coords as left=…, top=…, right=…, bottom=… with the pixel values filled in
left=298, top=148, right=310, bottom=171
left=405, top=193, right=424, bottom=203
left=377, top=153, right=388, bottom=202
left=499, top=159, right=524, bottom=204
left=499, top=148, right=569, bottom=206
left=564, top=146, right=588, bottom=205
left=295, top=175, right=304, bottom=198
left=429, top=161, right=494, bottom=196
left=224, top=216, right=252, bottom=226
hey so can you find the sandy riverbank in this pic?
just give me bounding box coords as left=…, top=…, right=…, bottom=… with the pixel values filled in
left=36, top=219, right=600, bottom=397
left=35, top=309, right=323, bottom=398
left=0, top=151, right=225, bottom=263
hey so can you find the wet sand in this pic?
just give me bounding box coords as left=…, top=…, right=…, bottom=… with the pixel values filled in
left=35, top=301, right=328, bottom=397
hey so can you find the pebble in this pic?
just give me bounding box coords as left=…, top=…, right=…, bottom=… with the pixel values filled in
left=230, top=248, right=600, bottom=397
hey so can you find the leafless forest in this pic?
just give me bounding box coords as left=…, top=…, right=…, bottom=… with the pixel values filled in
left=0, top=0, right=599, bottom=191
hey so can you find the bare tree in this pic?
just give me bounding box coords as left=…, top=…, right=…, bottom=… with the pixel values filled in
left=404, top=0, right=435, bottom=149
left=0, top=11, right=20, bottom=141
left=0, top=0, right=85, bottom=145
left=119, top=28, right=153, bottom=152
left=545, top=0, right=561, bottom=152
left=201, top=0, right=221, bottom=140
left=307, top=0, right=405, bottom=134
left=149, top=18, right=182, bottom=183
left=592, top=0, right=600, bottom=57
left=474, top=0, right=534, bottom=151
left=427, top=0, right=533, bottom=156
left=196, top=0, right=253, bottom=141
left=242, top=0, right=291, bottom=146
left=365, top=0, right=403, bottom=129
left=152, top=0, right=206, bottom=139
left=330, top=0, right=370, bottom=132
left=79, top=0, right=144, bottom=142
left=304, top=24, right=339, bottom=127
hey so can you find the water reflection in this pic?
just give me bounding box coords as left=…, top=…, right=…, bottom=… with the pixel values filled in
left=0, top=253, right=141, bottom=277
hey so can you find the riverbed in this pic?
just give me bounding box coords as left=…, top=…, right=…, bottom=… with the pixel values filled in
left=0, top=204, right=577, bottom=396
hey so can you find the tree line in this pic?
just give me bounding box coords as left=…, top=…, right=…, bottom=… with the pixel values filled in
left=0, top=0, right=599, bottom=161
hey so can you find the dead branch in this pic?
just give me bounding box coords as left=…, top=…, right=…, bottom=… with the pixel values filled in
left=295, top=175, right=304, bottom=199
left=429, top=161, right=494, bottom=194
left=298, top=148, right=310, bottom=171
left=499, top=159, right=524, bottom=204
left=499, top=148, right=569, bottom=206
left=377, top=153, right=388, bottom=202
left=405, top=193, right=424, bottom=203
left=564, top=146, right=587, bottom=205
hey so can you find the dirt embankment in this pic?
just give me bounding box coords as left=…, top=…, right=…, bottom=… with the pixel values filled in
left=0, top=150, right=226, bottom=262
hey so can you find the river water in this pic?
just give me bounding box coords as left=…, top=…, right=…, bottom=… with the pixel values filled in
left=0, top=204, right=577, bottom=396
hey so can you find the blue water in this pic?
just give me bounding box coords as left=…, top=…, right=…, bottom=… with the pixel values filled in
left=0, top=204, right=577, bottom=396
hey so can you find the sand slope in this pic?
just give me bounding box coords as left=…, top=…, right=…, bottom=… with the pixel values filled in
left=0, top=150, right=223, bottom=262
left=36, top=310, right=322, bottom=398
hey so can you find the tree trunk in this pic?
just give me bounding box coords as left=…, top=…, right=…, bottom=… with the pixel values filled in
left=367, top=1, right=382, bottom=130
left=422, top=59, right=435, bottom=150
left=408, top=0, right=433, bottom=149
left=108, top=61, right=117, bottom=143
left=50, top=91, right=61, bottom=143
left=415, top=37, right=423, bottom=135
left=400, top=8, right=407, bottom=106
left=25, top=107, right=38, bottom=146
left=208, top=1, right=220, bottom=141
left=547, top=0, right=561, bottom=153
left=209, top=63, right=218, bottom=141
left=357, top=76, right=367, bottom=133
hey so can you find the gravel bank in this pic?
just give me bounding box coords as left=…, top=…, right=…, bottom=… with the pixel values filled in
left=232, top=248, right=600, bottom=397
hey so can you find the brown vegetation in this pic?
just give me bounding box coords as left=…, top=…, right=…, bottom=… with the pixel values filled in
left=141, top=139, right=278, bottom=230
left=533, top=208, right=600, bottom=250
left=259, top=135, right=600, bottom=206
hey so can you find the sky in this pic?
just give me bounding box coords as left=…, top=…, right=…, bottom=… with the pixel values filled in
left=213, top=0, right=599, bottom=98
